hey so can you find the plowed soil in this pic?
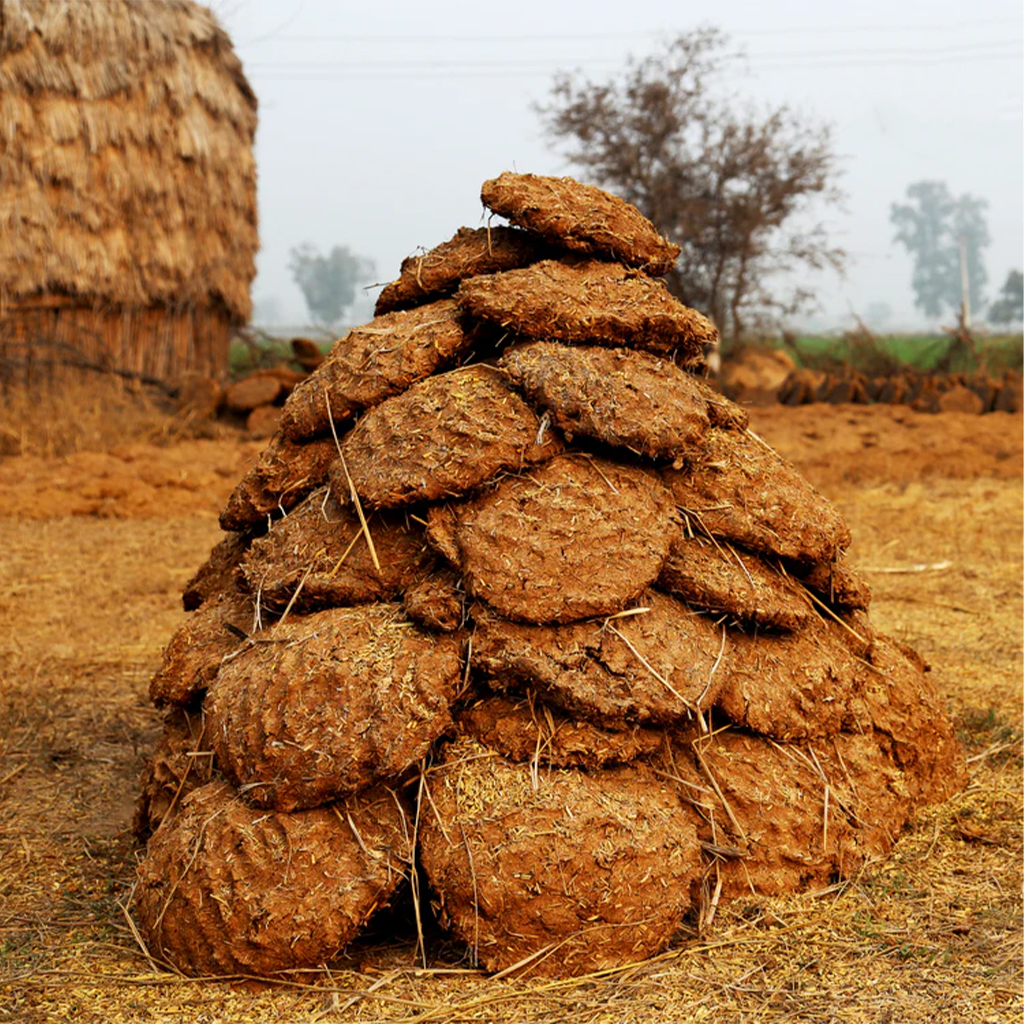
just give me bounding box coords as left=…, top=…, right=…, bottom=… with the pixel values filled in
left=1, top=403, right=1020, bottom=1022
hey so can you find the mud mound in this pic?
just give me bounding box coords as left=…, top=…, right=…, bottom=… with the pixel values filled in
left=419, top=738, right=701, bottom=977
left=715, top=621, right=864, bottom=740
left=426, top=456, right=674, bottom=623
left=207, top=604, right=460, bottom=811
left=457, top=258, right=716, bottom=360
left=241, top=488, right=434, bottom=612
left=659, top=532, right=814, bottom=631
left=181, top=533, right=248, bottom=611
left=375, top=226, right=550, bottom=315
left=499, top=342, right=711, bottom=461
left=458, top=696, right=665, bottom=769
left=334, top=364, right=562, bottom=509
left=471, top=590, right=727, bottom=727
left=134, top=708, right=214, bottom=840
left=280, top=299, right=472, bottom=442
left=219, top=432, right=337, bottom=532
left=134, top=780, right=410, bottom=977
left=481, top=172, right=681, bottom=275
left=662, top=427, right=852, bottom=565
left=149, top=591, right=253, bottom=707
left=133, top=172, right=966, bottom=981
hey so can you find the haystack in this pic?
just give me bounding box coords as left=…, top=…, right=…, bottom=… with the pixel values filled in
left=133, top=172, right=966, bottom=980
left=0, top=0, right=257, bottom=387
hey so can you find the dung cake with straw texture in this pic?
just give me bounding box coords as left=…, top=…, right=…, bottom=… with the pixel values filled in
left=133, top=171, right=966, bottom=981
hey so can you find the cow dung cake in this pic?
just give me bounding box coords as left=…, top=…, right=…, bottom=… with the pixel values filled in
left=133, top=171, right=966, bottom=980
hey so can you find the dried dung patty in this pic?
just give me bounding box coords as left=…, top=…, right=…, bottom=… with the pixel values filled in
left=856, top=635, right=966, bottom=805
left=247, top=405, right=283, bottom=440
left=427, top=455, right=674, bottom=623
left=714, top=622, right=863, bottom=741
left=402, top=565, right=466, bottom=632
left=661, top=428, right=852, bottom=565
left=685, top=372, right=750, bottom=431
left=685, top=729, right=901, bottom=898
left=207, top=604, right=462, bottom=811
left=375, top=226, right=551, bottom=315
left=480, top=172, right=681, bottom=275
left=658, top=532, right=813, bottom=631
left=456, top=258, right=717, bottom=361
left=334, top=364, right=562, bottom=510
left=795, top=557, right=871, bottom=611
left=219, top=432, right=338, bottom=533
left=133, top=780, right=410, bottom=978
left=499, top=342, right=710, bottom=462
left=418, top=737, right=701, bottom=977
left=181, top=533, right=248, bottom=611
left=225, top=374, right=284, bottom=415
left=823, top=731, right=915, bottom=861
left=279, top=299, right=472, bottom=442
left=241, top=487, right=434, bottom=613
left=149, top=591, right=253, bottom=708
left=457, top=695, right=665, bottom=769
left=133, top=708, right=214, bottom=840
left=471, top=589, right=726, bottom=727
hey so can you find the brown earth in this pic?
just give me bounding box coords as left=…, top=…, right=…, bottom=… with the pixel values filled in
left=0, top=402, right=1020, bottom=1021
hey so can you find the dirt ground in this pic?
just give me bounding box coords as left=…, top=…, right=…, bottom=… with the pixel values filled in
left=0, top=404, right=1020, bottom=1023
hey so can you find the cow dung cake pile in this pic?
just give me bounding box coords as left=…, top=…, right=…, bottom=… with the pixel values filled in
left=133, top=172, right=966, bottom=980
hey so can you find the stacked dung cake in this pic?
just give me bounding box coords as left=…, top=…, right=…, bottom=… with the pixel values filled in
left=132, top=172, right=966, bottom=980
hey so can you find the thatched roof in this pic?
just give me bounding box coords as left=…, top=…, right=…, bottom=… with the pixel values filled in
left=0, top=0, right=258, bottom=321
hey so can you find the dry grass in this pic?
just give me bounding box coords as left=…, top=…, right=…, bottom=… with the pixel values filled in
left=0, top=379, right=228, bottom=459
left=0, top=407, right=1020, bottom=1022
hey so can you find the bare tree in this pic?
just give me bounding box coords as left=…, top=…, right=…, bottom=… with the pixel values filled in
left=537, top=28, right=844, bottom=339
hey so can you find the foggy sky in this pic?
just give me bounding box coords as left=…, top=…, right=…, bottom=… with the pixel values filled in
left=215, top=0, right=1024, bottom=333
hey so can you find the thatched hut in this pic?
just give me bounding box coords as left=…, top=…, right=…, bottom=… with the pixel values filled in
left=0, top=0, right=258, bottom=387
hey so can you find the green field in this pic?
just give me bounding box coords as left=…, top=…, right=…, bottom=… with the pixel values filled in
left=780, top=332, right=1023, bottom=376
left=227, top=329, right=1023, bottom=380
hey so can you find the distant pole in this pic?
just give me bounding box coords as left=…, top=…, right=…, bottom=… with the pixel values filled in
left=958, top=235, right=971, bottom=329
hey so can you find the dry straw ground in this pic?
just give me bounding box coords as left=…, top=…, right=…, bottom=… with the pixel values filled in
left=0, top=400, right=1020, bottom=1023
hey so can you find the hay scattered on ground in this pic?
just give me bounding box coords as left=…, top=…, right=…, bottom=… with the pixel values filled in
left=0, top=412, right=1019, bottom=1020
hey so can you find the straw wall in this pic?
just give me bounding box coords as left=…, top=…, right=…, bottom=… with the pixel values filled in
left=0, top=299, right=231, bottom=391
left=0, top=0, right=258, bottom=388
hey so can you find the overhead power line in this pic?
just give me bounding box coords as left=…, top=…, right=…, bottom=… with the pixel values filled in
left=245, top=42, right=1023, bottom=82
left=239, top=18, right=1021, bottom=47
